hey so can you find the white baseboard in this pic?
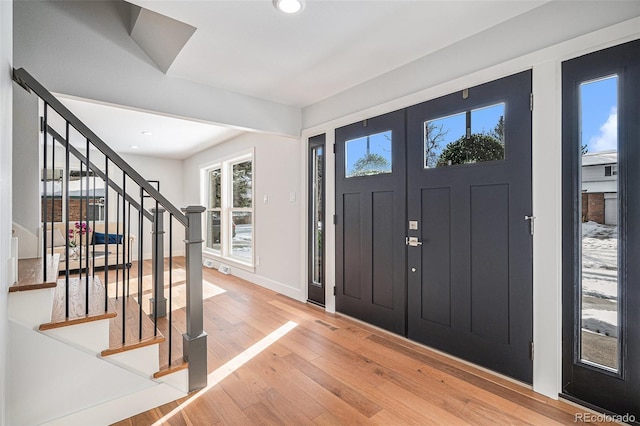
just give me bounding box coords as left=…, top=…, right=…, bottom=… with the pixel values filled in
left=228, top=267, right=304, bottom=302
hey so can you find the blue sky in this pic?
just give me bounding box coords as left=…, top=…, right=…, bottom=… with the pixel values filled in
left=581, top=75, right=618, bottom=153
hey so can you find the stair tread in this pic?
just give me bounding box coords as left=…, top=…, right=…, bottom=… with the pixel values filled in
left=102, top=295, right=165, bottom=356
left=39, top=275, right=117, bottom=330
left=154, top=359, right=188, bottom=379
left=10, top=254, right=60, bottom=292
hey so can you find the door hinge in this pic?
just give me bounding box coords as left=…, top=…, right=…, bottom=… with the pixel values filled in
left=333, top=214, right=337, bottom=225
left=40, top=116, right=44, bottom=133
left=333, top=143, right=336, bottom=154
left=333, top=286, right=336, bottom=296
left=525, top=215, right=536, bottom=236
left=530, top=341, right=534, bottom=360
left=529, top=93, right=534, bottom=111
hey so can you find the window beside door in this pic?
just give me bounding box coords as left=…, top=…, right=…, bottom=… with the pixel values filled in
left=202, top=152, right=254, bottom=266
left=578, top=75, right=619, bottom=371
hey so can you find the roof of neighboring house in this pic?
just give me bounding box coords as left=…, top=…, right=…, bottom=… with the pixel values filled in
left=582, top=150, right=617, bottom=166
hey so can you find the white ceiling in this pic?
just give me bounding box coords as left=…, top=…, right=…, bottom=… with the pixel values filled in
left=57, top=96, right=244, bottom=160
left=129, top=0, right=548, bottom=107
left=57, top=0, right=554, bottom=159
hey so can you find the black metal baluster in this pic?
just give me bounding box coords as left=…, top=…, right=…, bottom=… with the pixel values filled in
left=138, top=188, right=144, bottom=340
left=91, top=163, right=96, bottom=279
left=121, top=175, right=127, bottom=291
left=104, top=161, right=109, bottom=312
left=64, top=121, right=70, bottom=318
left=42, top=104, right=48, bottom=278
left=127, top=203, right=131, bottom=297
left=49, top=120, right=55, bottom=269
left=79, top=160, right=83, bottom=283
left=115, top=194, right=120, bottom=300
left=169, top=214, right=173, bottom=367
left=153, top=197, right=159, bottom=337
left=85, top=138, right=90, bottom=315
left=120, top=171, right=125, bottom=345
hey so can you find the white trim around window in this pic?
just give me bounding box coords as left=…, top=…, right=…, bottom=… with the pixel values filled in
left=201, top=150, right=254, bottom=269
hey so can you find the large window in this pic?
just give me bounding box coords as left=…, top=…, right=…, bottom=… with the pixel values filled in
left=203, top=153, right=254, bottom=265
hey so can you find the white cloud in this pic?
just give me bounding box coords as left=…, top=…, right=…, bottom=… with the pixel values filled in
left=589, top=107, right=617, bottom=152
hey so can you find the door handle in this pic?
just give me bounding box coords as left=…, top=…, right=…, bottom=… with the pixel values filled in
left=406, top=236, right=422, bottom=247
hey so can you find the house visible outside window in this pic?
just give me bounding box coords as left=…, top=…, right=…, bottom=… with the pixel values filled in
left=87, top=198, right=105, bottom=221
left=604, top=165, right=617, bottom=176
left=203, top=152, right=254, bottom=266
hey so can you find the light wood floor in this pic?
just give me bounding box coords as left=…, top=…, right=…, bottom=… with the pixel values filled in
left=110, top=263, right=612, bottom=426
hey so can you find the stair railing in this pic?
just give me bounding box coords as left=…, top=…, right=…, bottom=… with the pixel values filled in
left=13, top=68, right=207, bottom=392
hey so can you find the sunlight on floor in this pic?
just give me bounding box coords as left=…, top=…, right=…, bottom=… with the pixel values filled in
left=152, top=321, right=298, bottom=425
left=136, top=281, right=226, bottom=315
left=105, top=268, right=226, bottom=314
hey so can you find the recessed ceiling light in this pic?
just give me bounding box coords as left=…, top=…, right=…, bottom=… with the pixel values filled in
left=141, top=131, right=153, bottom=136
left=130, top=145, right=139, bottom=149
left=273, top=0, right=304, bottom=14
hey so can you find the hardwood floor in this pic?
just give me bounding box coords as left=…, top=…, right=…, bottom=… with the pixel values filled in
left=109, top=264, right=611, bottom=425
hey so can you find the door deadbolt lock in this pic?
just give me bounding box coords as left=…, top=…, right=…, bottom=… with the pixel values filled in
left=405, top=237, right=422, bottom=247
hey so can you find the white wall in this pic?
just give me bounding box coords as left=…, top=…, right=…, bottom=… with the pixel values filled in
left=13, top=0, right=300, bottom=137
left=0, top=0, right=12, bottom=423
left=183, top=132, right=304, bottom=301
left=12, top=87, right=39, bottom=234
left=303, top=2, right=640, bottom=129
left=301, top=18, right=640, bottom=400
left=120, top=153, right=185, bottom=260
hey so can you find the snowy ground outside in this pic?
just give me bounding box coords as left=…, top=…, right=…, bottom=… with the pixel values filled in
left=580, top=221, right=618, bottom=369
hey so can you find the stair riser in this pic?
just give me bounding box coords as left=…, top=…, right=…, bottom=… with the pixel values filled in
left=106, top=345, right=160, bottom=377
left=8, top=288, right=54, bottom=327
left=157, top=369, right=188, bottom=393
left=45, top=320, right=110, bottom=355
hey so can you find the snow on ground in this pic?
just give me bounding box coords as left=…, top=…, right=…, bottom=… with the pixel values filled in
left=580, top=221, right=618, bottom=337
left=581, top=221, right=617, bottom=299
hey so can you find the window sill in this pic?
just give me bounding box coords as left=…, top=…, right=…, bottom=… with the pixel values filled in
left=203, top=251, right=255, bottom=274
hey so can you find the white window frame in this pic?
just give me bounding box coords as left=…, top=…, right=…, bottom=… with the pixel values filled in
left=201, top=150, right=254, bottom=268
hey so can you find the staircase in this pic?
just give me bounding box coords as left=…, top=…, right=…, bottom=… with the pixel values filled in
left=8, top=68, right=208, bottom=425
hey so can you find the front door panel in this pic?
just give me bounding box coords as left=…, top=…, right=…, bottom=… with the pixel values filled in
left=406, top=71, right=533, bottom=383
left=335, top=110, right=407, bottom=334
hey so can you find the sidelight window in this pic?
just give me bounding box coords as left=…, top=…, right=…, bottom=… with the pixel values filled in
left=578, top=75, right=619, bottom=371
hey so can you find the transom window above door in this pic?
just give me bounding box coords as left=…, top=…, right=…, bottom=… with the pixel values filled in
left=424, top=103, right=505, bottom=168
left=345, top=130, right=393, bottom=178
